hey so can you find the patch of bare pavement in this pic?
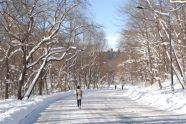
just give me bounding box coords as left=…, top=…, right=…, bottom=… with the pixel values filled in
left=32, top=89, right=186, bottom=124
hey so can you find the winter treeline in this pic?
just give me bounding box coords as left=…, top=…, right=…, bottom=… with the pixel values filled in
left=119, top=0, right=186, bottom=89
left=0, top=0, right=107, bottom=100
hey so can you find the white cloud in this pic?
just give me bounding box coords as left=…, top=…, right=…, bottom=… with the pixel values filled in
left=106, top=34, right=120, bottom=50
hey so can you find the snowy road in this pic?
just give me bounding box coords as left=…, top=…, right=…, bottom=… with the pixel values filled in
left=30, top=89, right=186, bottom=124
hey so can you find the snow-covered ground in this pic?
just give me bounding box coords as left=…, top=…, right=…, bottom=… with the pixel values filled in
left=0, top=91, right=74, bottom=124
left=123, top=80, right=186, bottom=114
left=1, top=80, right=186, bottom=124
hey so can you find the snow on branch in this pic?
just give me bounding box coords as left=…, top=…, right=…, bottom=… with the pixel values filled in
left=26, top=2, right=80, bottom=63
left=146, top=0, right=184, bottom=16
left=9, top=48, right=23, bottom=58
left=26, top=36, right=52, bottom=61
left=26, top=54, right=46, bottom=69
left=49, top=47, right=65, bottom=52
left=154, top=10, right=169, bottom=17
left=47, top=46, right=77, bottom=61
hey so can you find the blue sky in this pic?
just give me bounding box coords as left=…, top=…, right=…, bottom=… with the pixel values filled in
left=89, top=0, right=129, bottom=50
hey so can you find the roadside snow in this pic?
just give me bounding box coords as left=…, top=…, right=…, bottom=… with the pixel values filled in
left=1, top=81, right=186, bottom=124
left=0, top=91, right=74, bottom=124
left=124, top=80, right=186, bottom=114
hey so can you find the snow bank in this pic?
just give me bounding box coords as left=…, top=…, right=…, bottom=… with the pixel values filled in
left=1, top=82, right=186, bottom=124
left=124, top=80, right=186, bottom=114
left=0, top=91, right=74, bottom=124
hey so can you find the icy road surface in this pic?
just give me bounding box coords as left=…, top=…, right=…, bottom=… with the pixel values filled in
left=27, top=89, right=186, bottom=124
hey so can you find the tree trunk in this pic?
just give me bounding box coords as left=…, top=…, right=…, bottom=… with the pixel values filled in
left=24, top=59, right=47, bottom=99
left=5, top=47, right=11, bottom=99
left=88, top=67, right=91, bottom=89
left=5, top=58, right=9, bottom=99
left=17, top=66, right=26, bottom=100
left=39, top=79, right=43, bottom=95
left=5, top=82, right=9, bottom=99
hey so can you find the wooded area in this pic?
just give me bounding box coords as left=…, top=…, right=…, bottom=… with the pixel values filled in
left=0, top=0, right=186, bottom=100
left=0, top=0, right=115, bottom=100
left=118, top=0, right=186, bottom=90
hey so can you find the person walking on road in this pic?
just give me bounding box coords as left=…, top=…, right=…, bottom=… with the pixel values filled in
left=76, top=85, right=82, bottom=109
left=122, top=84, right=124, bottom=90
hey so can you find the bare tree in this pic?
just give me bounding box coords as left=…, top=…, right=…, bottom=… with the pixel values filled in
left=118, top=0, right=186, bottom=89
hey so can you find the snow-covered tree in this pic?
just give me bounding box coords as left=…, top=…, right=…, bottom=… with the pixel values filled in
left=0, top=0, right=107, bottom=99
left=118, top=0, right=186, bottom=89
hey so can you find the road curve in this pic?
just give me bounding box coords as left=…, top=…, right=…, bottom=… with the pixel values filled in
left=33, top=89, right=186, bottom=124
